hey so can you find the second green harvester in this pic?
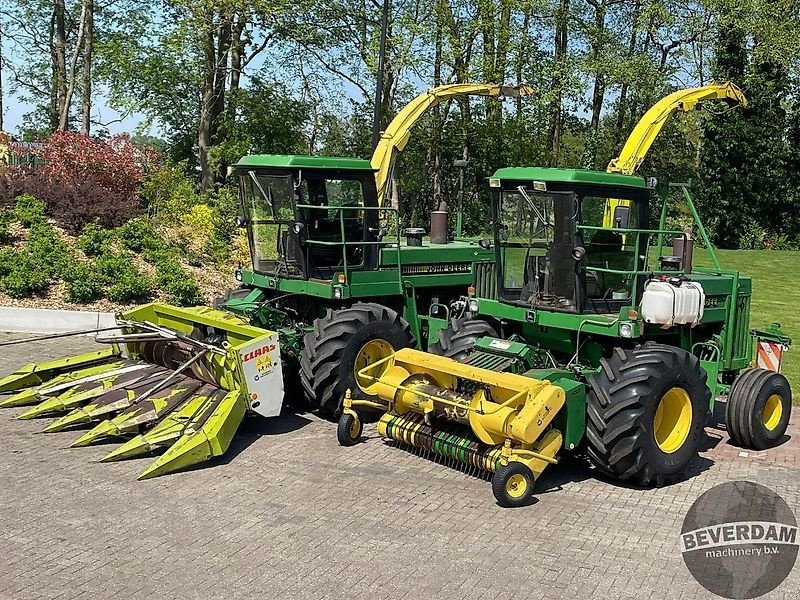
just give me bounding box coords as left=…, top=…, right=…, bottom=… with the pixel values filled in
left=339, top=164, right=793, bottom=506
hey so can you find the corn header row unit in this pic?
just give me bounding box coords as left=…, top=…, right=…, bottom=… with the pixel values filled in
left=0, top=82, right=792, bottom=507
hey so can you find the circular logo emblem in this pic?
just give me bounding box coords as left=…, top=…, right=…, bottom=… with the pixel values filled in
left=681, top=481, right=799, bottom=599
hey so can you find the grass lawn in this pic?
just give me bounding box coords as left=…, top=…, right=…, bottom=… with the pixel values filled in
left=691, top=249, right=799, bottom=398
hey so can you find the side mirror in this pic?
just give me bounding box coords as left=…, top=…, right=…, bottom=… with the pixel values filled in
left=235, top=215, right=248, bottom=228
left=613, top=205, right=631, bottom=229
left=571, top=246, right=586, bottom=261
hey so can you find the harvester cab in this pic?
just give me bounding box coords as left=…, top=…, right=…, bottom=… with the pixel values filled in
left=236, top=156, right=383, bottom=281
left=488, top=168, right=650, bottom=315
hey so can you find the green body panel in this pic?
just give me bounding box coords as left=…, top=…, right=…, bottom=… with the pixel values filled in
left=492, top=167, right=648, bottom=190
left=234, top=154, right=374, bottom=171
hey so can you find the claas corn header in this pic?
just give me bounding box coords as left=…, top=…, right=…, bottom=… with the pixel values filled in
left=0, top=304, right=283, bottom=479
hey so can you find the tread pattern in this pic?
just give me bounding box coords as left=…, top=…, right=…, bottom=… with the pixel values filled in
left=726, top=368, right=791, bottom=450
left=428, top=318, right=498, bottom=362
left=585, top=341, right=710, bottom=486
left=299, top=303, right=414, bottom=415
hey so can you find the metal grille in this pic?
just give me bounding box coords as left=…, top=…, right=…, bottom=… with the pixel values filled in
left=474, top=261, right=498, bottom=299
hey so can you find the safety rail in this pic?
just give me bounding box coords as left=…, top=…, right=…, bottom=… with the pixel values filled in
left=576, top=225, right=689, bottom=278
left=295, top=203, right=403, bottom=290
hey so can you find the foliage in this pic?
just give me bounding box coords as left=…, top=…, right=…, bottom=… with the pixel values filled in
left=139, top=162, right=197, bottom=222
left=26, top=221, right=72, bottom=278
left=0, top=209, right=12, bottom=242
left=1, top=253, right=49, bottom=298
left=116, top=216, right=162, bottom=252
left=62, top=262, right=105, bottom=303
left=13, top=194, right=46, bottom=227
left=77, top=221, right=114, bottom=256
left=106, top=269, right=154, bottom=303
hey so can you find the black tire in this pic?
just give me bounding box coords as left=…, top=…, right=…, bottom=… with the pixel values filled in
left=299, top=303, right=415, bottom=416
left=585, top=342, right=711, bottom=486
left=428, top=317, right=498, bottom=362
left=337, top=412, right=363, bottom=446
left=726, top=368, right=791, bottom=450
left=491, top=462, right=536, bottom=508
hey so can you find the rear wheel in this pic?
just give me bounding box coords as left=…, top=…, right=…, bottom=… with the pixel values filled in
left=585, top=342, right=710, bottom=486
left=726, top=368, right=791, bottom=450
left=428, top=317, right=498, bottom=362
left=300, top=303, right=415, bottom=416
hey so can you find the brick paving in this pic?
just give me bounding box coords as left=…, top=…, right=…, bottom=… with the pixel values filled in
left=0, top=331, right=798, bottom=600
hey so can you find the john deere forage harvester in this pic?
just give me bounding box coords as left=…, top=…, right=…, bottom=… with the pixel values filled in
left=338, top=164, right=792, bottom=507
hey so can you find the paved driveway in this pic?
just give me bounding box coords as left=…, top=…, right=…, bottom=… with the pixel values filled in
left=0, top=332, right=798, bottom=599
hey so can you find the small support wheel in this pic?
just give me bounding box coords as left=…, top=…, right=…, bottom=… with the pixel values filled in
left=727, top=368, right=792, bottom=450
left=491, top=462, right=536, bottom=508
left=337, top=412, right=363, bottom=446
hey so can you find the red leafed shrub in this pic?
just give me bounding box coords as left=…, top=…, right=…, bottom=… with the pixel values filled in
left=1, top=132, right=159, bottom=232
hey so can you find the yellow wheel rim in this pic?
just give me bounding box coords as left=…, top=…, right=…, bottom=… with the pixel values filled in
left=355, top=339, right=395, bottom=390
left=762, top=394, right=783, bottom=431
left=349, top=415, right=361, bottom=438
left=505, top=473, right=528, bottom=499
left=653, top=387, right=693, bottom=454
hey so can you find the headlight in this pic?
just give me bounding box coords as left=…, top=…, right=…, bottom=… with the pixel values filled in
left=333, top=287, right=342, bottom=299
left=468, top=298, right=479, bottom=313
left=234, top=269, right=243, bottom=282
left=619, top=322, right=633, bottom=338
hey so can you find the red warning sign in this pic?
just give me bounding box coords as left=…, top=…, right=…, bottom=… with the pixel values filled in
left=757, top=341, right=785, bottom=372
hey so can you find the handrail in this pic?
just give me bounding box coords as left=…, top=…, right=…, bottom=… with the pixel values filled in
left=295, top=203, right=402, bottom=290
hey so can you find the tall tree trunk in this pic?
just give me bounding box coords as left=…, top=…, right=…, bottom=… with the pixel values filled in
left=614, top=0, right=640, bottom=146
left=0, top=21, right=4, bottom=132
left=547, top=0, right=569, bottom=166
left=81, top=0, right=94, bottom=135
left=588, top=2, right=607, bottom=132
left=59, top=0, right=88, bottom=131
left=51, top=0, right=67, bottom=131
left=198, top=13, right=218, bottom=192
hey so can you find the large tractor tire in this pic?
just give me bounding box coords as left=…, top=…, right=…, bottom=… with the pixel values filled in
left=300, top=303, right=415, bottom=416
left=585, top=342, right=710, bottom=486
left=726, top=368, right=791, bottom=450
left=428, top=317, right=498, bottom=363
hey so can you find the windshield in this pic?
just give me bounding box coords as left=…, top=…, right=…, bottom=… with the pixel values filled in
left=241, top=172, right=295, bottom=272
left=498, top=189, right=576, bottom=309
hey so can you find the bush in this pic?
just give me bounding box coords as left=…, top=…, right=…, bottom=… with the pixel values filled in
left=0, top=208, right=11, bottom=241
left=26, top=222, right=71, bottom=277
left=95, top=251, right=135, bottom=281
left=0, top=248, right=16, bottom=277
left=106, top=269, right=153, bottom=303
left=62, top=262, right=104, bottom=303
left=140, top=163, right=197, bottom=222
left=14, top=194, right=46, bottom=227
left=117, top=217, right=162, bottom=253
left=77, top=221, right=113, bottom=256
left=161, top=274, right=203, bottom=306
left=1, top=253, right=49, bottom=298
left=0, top=132, right=152, bottom=232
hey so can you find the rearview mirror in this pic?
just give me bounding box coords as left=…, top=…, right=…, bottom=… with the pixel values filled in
left=613, top=205, right=631, bottom=229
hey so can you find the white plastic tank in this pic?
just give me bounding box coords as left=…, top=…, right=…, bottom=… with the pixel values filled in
left=640, top=278, right=705, bottom=327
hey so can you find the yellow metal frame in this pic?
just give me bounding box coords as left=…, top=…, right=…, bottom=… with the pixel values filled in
left=371, top=84, right=535, bottom=205
left=603, top=82, right=747, bottom=226
left=349, top=347, right=565, bottom=482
